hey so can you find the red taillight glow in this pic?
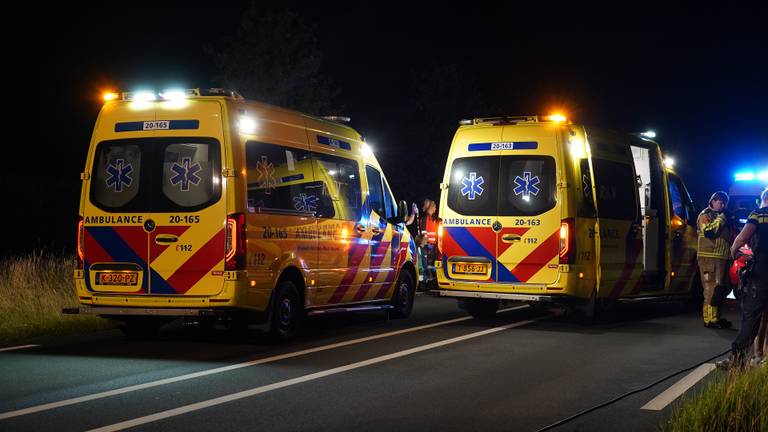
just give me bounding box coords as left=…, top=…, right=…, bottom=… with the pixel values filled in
left=559, top=218, right=575, bottom=264
left=436, top=222, right=444, bottom=260
left=225, top=213, right=246, bottom=270
left=76, top=218, right=84, bottom=269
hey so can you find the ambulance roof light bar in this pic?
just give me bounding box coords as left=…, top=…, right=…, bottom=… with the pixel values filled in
left=459, top=116, right=539, bottom=126
left=104, top=88, right=243, bottom=102
left=459, top=114, right=569, bottom=126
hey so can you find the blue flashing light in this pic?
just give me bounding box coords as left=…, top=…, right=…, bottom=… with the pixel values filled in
left=735, top=172, right=756, bottom=181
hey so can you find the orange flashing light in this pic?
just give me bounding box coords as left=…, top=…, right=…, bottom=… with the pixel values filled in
left=546, top=113, right=567, bottom=123
left=103, top=92, right=119, bottom=102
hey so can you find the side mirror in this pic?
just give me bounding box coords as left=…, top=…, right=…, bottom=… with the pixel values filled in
left=398, top=200, right=408, bottom=218
left=671, top=214, right=686, bottom=238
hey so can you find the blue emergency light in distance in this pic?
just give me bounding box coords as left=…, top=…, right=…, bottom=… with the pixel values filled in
left=734, top=170, right=768, bottom=182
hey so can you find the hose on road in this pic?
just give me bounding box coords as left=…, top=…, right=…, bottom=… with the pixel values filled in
left=533, top=348, right=732, bottom=432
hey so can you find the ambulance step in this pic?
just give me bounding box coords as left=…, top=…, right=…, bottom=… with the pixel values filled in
left=617, top=294, right=691, bottom=304
left=307, top=304, right=394, bottom=316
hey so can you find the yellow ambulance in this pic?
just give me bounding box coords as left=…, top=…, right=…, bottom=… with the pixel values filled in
left=433, top=115, right=699, bottom=317
left=69, top=88, right=417, bottom=339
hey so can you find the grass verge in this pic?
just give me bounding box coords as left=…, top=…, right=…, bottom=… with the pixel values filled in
left=663, top=365, right=768, bottom=432
left=0, top=252, right=111, bottom=344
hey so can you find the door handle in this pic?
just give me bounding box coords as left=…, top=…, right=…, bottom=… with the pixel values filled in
left=371, top=226, right=382, bottom=235
left=355, top=223, right=367, bottom=234
left=155, top=234, right=179, bottom=244
left=501, top=234, right=521, bottom=243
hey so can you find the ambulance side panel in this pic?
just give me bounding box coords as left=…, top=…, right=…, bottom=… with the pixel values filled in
left=238, top=105, right=315, bottom=312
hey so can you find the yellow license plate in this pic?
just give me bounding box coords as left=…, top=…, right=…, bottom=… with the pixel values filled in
left=452, top=263, right=487, bottom=275
left=97, top=272, right=138, bottom=286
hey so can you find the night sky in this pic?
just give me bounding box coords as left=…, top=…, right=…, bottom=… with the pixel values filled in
left=5, top=2, right=768, bottom=256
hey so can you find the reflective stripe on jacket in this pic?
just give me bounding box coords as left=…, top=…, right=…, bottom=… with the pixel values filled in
left=697, top=207, right=732, bottom=260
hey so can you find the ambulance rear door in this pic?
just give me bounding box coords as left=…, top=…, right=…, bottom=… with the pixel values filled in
left=493, top=126, right=561, bottom=285
left=588, top=131, right=643, bottom=298
left=84, top=100, right=227, bottom=297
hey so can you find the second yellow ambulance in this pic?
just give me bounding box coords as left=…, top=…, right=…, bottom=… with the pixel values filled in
left=434, top=115, right=698, bottom=317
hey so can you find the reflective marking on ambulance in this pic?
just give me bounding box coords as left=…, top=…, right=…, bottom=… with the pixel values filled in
left=83, top=224, right=224, bottom=294
left=441, top=226, right=560, bottom=283
left=114, top=120, right=200, bottom=132
left=608, top=232, right=644, bottom=298
left=467, top=142, right=538, bottom=151
left=327, top=209, right=413, bottom=304
left=316, top=135, right=352, bottom=150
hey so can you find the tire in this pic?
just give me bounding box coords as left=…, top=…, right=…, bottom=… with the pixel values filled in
left=118, top=317, right=168, bottom=339
left=459, top=298, right=499, bottom=318
left=390, top=270, right=415, bottom=318
left=269, top=280, right=303, bottom=341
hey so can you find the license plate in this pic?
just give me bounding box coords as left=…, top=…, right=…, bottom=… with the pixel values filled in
left=143, top=120, right=169, bottom=130
left=97, top=272, right=138, bottom=286
left=452, top=263, right=487, bottom=275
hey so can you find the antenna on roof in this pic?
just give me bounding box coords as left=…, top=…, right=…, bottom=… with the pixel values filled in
left=322, top=116, right=351, bottom=123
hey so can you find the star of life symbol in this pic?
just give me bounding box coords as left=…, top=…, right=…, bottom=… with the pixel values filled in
left=293, top=193, right=319, bottom=213
left=106, top=158, right=133, bottom=192
left=461, top=172, right=485, bottom=200
left=513, top=171, right=541, bottom=200
left=256, top=155, right=277, bottom=195
left=170, top=157, right=202, bottom=191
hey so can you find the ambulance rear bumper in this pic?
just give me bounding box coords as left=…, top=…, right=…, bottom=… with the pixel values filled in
left=62, top=306, right=236, bottom=317
left=431, top=289, right=559, bottom=302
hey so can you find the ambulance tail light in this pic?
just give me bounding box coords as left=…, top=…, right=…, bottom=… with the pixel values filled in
left=559, top=218, right=575, bottom=264
left=225, top=213, right=246, bottom=270
left=437, top=222, right=444, bottom=260
left=76, top=217, right=84, bottom=270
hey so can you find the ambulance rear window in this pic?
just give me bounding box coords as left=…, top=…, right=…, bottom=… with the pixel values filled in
left=90, top=138, right=221, bottom=213
left=447, top=156, right=556, bottom=216
left=447, top=156, right=499, bottom=216
left=498, top=156, right=556, bottom=216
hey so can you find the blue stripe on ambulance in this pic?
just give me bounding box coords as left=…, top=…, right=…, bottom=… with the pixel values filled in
left=85, top=226, right=149, bottom=291
left=114, top=120, right=200, bottom=132
left=444, top=227, right=498, bottom=281
left=467, top=142, right=538, bottom=151
left=149, top=269, right=177, bottom=294
left=316, top=135, right=352, bottom=150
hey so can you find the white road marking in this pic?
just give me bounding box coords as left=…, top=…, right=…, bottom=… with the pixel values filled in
left=0, top=305, right=529, bottom=420
left=640, top=363, right=716, bottom=411
left=0, top=345, right=39, bottom=353
left=89, top=317, right=543, bottom=432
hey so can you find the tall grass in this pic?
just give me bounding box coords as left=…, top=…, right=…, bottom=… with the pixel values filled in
left=0, top=252, right=110, bottom=343
left=663, top=365, right=768, bottom=432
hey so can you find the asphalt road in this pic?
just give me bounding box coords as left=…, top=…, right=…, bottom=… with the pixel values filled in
left=0, top=295, right=741, bottom=432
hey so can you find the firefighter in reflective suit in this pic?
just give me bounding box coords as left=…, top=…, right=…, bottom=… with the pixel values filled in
left=697, top=191, right=734, bottom=329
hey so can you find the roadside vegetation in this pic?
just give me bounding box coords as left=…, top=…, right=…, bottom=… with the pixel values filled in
left=0, top=252, right=110, bottom=344
left=663, top=365, right=768, bottom=432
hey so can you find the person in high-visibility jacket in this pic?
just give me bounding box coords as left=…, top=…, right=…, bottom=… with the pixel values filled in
left=697, top=191, right=734, bottom=328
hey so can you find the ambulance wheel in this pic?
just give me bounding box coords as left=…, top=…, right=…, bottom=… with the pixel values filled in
left=269, top=281, right=302, bottom=341
left=390, top=270, right=415, bottom=318
left=118, top=317, right=168, bottom=339
left=460, top=299, right=499, bottom=318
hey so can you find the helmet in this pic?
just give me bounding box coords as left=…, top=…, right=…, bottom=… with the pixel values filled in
left=709, top=191, right=729, bottom=205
